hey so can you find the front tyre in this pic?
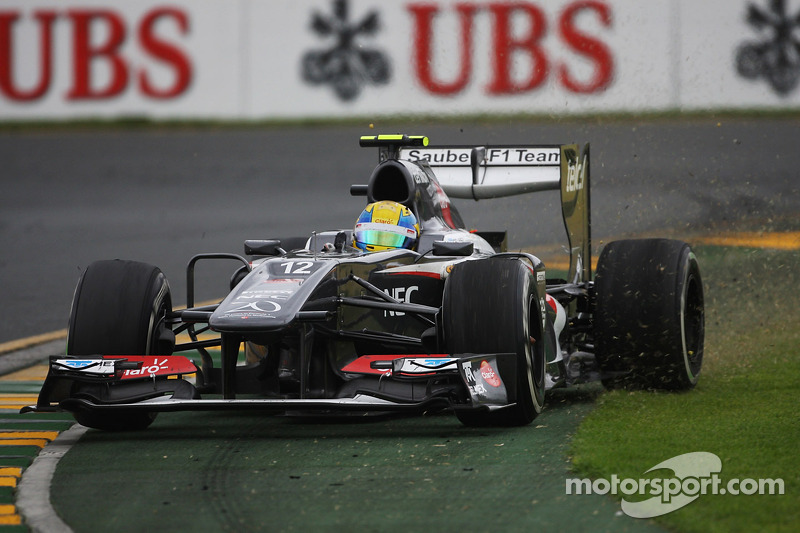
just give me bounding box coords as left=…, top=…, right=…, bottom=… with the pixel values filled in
left=68, top=260, right=174, bottom=357
left=443, top=258, right=546, bottom=426
left=67, top=260, right=175, bottom=430
left=594, top=239, right=704, bottom=390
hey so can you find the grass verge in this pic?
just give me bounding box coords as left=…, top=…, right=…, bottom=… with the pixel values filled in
left=569, top=243, right=800, bottom=532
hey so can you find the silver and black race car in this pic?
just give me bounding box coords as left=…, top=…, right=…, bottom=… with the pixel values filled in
left=23, top=134, right=705, bottom=430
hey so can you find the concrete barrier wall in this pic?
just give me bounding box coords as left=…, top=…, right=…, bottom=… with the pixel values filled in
left=1, top=0, right=797, bottom=120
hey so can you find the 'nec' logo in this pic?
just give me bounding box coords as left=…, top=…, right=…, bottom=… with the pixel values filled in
left=383, top=286, right=418, bottom=317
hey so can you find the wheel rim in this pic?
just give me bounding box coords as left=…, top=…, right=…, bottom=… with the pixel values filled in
left=525, top=292, right=545, bottom=412
left=146, top=281, right=173, bottom=355
left=680, top=256, right=704, bottom=382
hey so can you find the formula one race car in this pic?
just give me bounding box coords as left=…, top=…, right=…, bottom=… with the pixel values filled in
left=24, top=134, right=705, bottom=430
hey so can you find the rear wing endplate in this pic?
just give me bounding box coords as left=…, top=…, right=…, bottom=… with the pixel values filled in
left=399, top=143, right=591, bottom=283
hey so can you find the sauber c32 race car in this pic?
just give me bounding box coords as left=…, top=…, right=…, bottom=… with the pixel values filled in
left=23, top=135, right=705, bottom=431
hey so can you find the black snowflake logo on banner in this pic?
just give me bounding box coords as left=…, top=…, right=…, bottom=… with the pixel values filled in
left=736, top=0, right=800, bottom=95
left=301, top=0, right=391, bottom=101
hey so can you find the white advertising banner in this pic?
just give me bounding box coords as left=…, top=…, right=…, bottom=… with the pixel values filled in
left=0, top=0, right=797, bottom=120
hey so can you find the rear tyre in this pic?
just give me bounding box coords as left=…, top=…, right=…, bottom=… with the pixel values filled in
left=594, top=239, right=704, bottom=390
left=443, top=258, right=545, bottom=426
left=67, top=260, right=175, bottom=430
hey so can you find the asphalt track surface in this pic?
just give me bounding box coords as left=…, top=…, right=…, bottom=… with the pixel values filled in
left=1, top=118, right=799, bottom=531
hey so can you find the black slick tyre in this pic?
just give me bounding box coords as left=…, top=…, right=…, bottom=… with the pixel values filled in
left=443, top=258, right=545, bottom=426
left=68, top=260, right=174, bottom=357
left=67, top=259, right=175, bottom=430
left=594, top=239, right=704, bottom=390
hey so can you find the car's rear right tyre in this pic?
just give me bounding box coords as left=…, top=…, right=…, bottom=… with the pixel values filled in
left=594, top=239, right=704, bottom=390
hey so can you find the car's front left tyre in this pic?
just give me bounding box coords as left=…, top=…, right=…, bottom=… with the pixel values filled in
left=67, top=259, right=175, bottom=430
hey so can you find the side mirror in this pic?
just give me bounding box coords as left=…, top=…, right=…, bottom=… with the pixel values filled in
left=433, top=240, right=474, bottom=256
left=244, top=239, right=282, bottom=256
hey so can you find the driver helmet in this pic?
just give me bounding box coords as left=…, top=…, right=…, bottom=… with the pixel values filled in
left=353, top=201, right=419, bottom=252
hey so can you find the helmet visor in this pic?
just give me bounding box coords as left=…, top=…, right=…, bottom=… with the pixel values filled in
left=354, top=222, right=414, bottom=249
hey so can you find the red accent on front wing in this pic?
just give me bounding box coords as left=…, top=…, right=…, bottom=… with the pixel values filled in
left=103, top=356, right=197, bottom=380
left=341, top=354, right=451, bottom=375
left=480, top=359, right=503, bottom=388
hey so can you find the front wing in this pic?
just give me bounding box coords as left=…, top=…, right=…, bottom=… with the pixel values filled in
left=22, top=353, right=521, bottom=419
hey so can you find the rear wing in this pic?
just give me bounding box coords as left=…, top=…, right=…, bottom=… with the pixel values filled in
left=399, top=142, right=591, bottom=284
